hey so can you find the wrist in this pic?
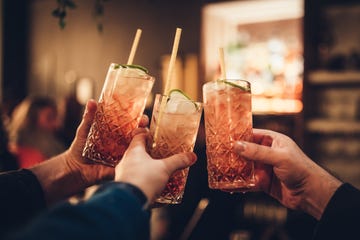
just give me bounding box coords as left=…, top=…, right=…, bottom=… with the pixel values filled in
left=299, top=167, right=342, bottom=220
left=30, top=152, right=81, bottom=205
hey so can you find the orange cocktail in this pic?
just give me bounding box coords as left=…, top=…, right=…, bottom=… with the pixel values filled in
left=83, top=63, right=154, bottom=167
left=203, top=79, right=255, bottom=190
left=148, top=92, right=203, bottom=204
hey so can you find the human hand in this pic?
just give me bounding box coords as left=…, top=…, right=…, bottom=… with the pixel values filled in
left=65, top=100, right=150, bottom=187
left=234, top=128, right=342, bottom=220
left=30, top=100, right=150, bottom=205
left=115, top=129, right=197, bottom=203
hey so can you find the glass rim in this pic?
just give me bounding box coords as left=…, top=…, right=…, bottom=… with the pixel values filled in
left=155, top=93, right=203, bottom=105
left=108, top=63, right=155, bottom=81
left=215, top=78, right=250, bottom=85
left=203, top=79, right=251, bottom=92
left=154, top=93, right=203, bottom=111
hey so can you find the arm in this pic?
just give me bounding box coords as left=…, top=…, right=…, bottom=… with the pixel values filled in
left=0, top=100, right=113, bottom=237
left=0, top=169, right=46, bottom=236
left=6, top=182, right=151, bottom=240
left=6, top=129, right=197, bottom=240
left=312, top=183, right=360, bottom=240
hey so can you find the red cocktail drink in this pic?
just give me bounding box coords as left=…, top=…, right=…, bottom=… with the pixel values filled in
left=203, top=79, right=255, bottom=190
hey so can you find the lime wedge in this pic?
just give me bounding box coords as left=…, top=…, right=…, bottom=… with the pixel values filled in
left=114, top=64, right=148, bottom=73
left=165, top=89, right=199, bottom=113
left=217, top=79, right=250, bottom=92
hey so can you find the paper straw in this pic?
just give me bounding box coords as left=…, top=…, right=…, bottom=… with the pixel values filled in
left=153, top=28, right=182, bottom=146
left=127, top=28, right=142, bottom=65
left=219, top=47, right=226, bottom=79
left=163, top=27, right=182, bottom=95
left=179, top=198, right=210, bottom=240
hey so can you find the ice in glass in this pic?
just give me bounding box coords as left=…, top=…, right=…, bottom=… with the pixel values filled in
left=203, top=79, right=255, bottom=190
left=83, top=63, right=155, bottom=167
left=148, top=92, right=203, bottom=204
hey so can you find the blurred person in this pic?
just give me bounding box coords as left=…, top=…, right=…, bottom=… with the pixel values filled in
left=2, top=100, right=196, bottom=240
left=9, top=96, right=66, bottom=168
left=234, top=129, right=360, bottom=240
left=58, top=94, right=84, bottom=148
left=0, top=105, right=19, bottom=171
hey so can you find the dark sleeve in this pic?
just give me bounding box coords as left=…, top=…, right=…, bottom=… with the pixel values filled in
left=313, top=183, right=360, bottom=240
left=0, top=169, right=46, bottom=236
left=6, top=182, right=151, bottom=240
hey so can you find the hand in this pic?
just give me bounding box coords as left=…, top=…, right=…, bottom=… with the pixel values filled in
left=115, top=129, right=197, bottom=203
left=31, top=100, right=150, bottom=205
left=64, top=100, right=151, bottom=187
left=234, top=128, right=342, bottom=220
left=63, top=99, right=114, bottom=186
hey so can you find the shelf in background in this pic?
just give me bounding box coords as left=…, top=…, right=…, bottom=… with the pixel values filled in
left=306, top=118, right=360, bottom=134
left=308, top=70, right=360, bottom=85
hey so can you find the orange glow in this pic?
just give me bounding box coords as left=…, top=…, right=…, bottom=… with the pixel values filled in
left=252, top=96, right=303, bottom=114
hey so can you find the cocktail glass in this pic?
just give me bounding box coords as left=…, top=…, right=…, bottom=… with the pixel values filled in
left=203, top=79, right=255, bottom=191
left=148, top=94, right=203, bottom=204
left=82, top=63, right=155, bottom=167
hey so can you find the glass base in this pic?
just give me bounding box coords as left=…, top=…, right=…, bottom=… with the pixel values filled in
left=209, top=180, right=255, bottom=192
left=155, top=195, right=183, bottom=205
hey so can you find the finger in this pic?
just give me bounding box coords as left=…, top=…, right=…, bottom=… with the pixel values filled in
left=131, top=127, right=149, bottom=138
left=139, top=114, right=149, bottom=128
left=75, top=99, right=97, bottom=140
left=252, top=133, right=273, bottom=146
left=234, top=141, right=280, bottom=166
left=162, top=152, right=197, bottom=174
left=128, top=132, right=147, bottom=148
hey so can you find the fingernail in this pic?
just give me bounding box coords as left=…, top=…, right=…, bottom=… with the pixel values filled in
left=235, top=141, right=246, bottom=152
left=190, top=153, right=197, bottom=164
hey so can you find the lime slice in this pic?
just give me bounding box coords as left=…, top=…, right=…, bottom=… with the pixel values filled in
left=114, top=64, right=148, bottom=73
left=165, top=89, right=199, bottom=114
left=217, top=79, right=250, bottom=92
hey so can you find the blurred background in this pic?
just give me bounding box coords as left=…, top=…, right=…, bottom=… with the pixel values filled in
left=1, top=0, right=360, bottom=239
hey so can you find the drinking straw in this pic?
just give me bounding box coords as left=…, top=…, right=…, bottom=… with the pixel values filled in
left=127, top=28, right=142, bottom=65
left=163, top=27, right=182, bottom=95
left=179, top=198, right=210, bottom=240
left=153, top=27, right=182, bottom=146
left=219, top=47, right=226, bottom=79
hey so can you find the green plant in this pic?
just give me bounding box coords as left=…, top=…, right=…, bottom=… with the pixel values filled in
left=52, top=0, right=110, bottom=31
left=52, top=0, right=77, bottom=29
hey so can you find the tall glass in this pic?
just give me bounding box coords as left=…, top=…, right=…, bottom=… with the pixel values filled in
left=148, top=94, right=203, bottom=204
left=203, top=79, right=255, bottom=191
left=83, top=63, right=155, bottom=167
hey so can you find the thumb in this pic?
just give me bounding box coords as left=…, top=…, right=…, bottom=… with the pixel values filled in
left=234, top=141, right=279, bottom=167
left=162, top=152, right=197, bottom=174
left=76, top=99, right=97, bottom=140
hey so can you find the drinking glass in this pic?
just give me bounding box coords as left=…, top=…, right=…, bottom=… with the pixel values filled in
left=203, top=79, right=255, bottom=191
left=147, top=94, right=203, bottom=204
left=83, top=63, right=155, bottom=167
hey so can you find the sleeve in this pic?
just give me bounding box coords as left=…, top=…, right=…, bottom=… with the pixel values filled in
left=0, top=169, right=46, bottom=236
left=5, top=182, right=151, bottom=240
left=313, top=183, right=360, bottom=240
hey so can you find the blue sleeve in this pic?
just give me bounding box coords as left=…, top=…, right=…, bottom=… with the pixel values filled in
left=6, top=182, right=151, bottom=240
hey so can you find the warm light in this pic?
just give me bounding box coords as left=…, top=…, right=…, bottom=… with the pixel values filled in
left=252, top=96, right=303, bottom=114
left=76, top=77, right=94, bottom=105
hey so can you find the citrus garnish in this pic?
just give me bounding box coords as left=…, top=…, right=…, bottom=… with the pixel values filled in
left=114, top=64, right=148, bottom=73
left=166, top=89, right=199, bottom=113
left=217, top=79, right=250, bottom=92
